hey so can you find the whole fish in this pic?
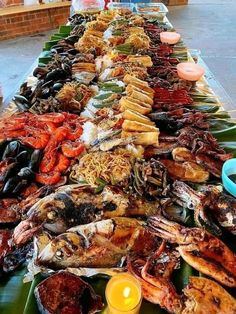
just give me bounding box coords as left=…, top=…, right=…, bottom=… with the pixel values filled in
left=37, top=217, right=160, bottom=269
left=13, top=184, right=160, bottom=245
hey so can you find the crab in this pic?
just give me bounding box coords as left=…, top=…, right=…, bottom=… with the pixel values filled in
left=128, top=241, right=183, bottom=314
left=148, top=215, right=236, bottom=288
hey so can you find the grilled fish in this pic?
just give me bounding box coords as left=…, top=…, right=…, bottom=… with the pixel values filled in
left=37, top=217, right=160, bottom=269
left=14, top=184, right=159, bottom=245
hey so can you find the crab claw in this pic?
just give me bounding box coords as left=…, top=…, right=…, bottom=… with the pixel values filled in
left=148, top=215, right=236, bottom=288
left=128, top=242, right=183, bottom=314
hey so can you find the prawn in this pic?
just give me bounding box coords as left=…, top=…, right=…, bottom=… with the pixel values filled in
left=61, top=141, right=85, bottom=158
left=54, top=153, right=71, bottom=173
left=35, top=171, right=61, bottom=185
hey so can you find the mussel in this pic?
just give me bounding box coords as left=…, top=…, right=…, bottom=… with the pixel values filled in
left=18, top=167, right=34, bottom=179
left=13, top=95, right=30, bottom=112
left=16, top=151, right=30, bottom=164
left=29, top=150, right=42, bottom=171
left=2, top=141, right=20, bottom=160
left=33, top=67, right=48, bottom=78
left=52, top=82, right=63, bottom=92
left=45, top=69, right=68, bottom=82
left=0, top=162, right=21, bottom=183
left=2, top=176, right=22, bottom=194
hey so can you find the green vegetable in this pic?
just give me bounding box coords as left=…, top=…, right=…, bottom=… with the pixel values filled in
left=112, top=30, right=123, bottom=36
left=95, top=177, right=107, bottom=192
left=94, top=93, right=113, bottom=100
left=93, top=102, right=113, bottom=109
left=115, top=43, right=134, bottom=54
left=101, top=84, right=124, bottom=93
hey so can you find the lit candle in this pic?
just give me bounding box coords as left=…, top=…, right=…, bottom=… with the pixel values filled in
left=177, top=62, right=205, bottom=81
left=105, top=273, right=142, bottom=314
left=160, top=31, right=181, bottom=45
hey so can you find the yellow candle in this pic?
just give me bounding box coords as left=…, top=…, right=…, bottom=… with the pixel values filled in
left=105, top=273, right=142, bottom=314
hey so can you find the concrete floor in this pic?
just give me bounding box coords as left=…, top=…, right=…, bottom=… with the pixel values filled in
left=0, top=0, right=235, bottom=103
left=0, top=30, right=55, bottom=101
left=168, top=0, right=236, bottom=102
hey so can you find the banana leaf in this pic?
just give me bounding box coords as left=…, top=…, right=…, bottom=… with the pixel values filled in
left=58, top=25, right=73, bottom=34
left=219, top=141, right=236, bottom=157
left=22, top=274, right=167, bottom=314
left=211, top=124, right=236, bottom=141
left=189, top=103, right=220, bottom=113
left=2, top=11, right=236, bottom=314
left=0, top=268, right=31, bottom=314
left=209, top=118, right=236, bottom=132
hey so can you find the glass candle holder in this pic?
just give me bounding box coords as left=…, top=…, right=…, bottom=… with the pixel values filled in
left=105, top=273, right=142, bottom=314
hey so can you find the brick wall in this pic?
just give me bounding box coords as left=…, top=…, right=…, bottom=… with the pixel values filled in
left=0, top=6, right=69, bottom=40
left=168, top=0, right=188, bottom=4
left=1, top=0, right=23, bottom=7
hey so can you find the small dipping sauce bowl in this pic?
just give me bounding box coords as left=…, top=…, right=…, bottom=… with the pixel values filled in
left=177, top=62, right=205, bottom=81
left=222, top=158, right=236, bottom=197
left=160, top=31, right=181, bottom=45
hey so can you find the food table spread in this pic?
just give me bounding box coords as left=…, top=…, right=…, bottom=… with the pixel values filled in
left=0, top=4, right=236, bottom=314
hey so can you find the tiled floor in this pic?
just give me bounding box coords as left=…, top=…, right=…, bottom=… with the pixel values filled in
left=0, top=0, right=235, bottom=104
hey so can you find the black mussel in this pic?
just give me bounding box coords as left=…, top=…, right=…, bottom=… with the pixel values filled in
left=41, top=87, right=51, bottom=99
left=16, top=151, right=30, bottom=164
left=65, top=35, right=79, bottom=44
left=2, top=176, right=21, bottom=194
left=1, top=162, right=21, bottom=183
left=28, top=149, right=42, bottom=171
left=0, top=140, right=9, bottom=160
left=33, top=67, right=48, bottom=78
left=2, top=141, right=20, bottom=160
left=45, top=69, right=68, bottom=82
left=67, top=49, right=78, bottom=55
left=51, top=44, right=64, bottom=50
left=18, top=167, right=34, bottom=179
left=59, top=52, right=70, bottom=57
left=13, top=95, right=30, bottom=111
left=12, top=179, right=29, bottom=194
left=52, top=82, right=63, bottom=92
left=51, top=47, right=64, bottom=54
left=62, top=63, right=71, bottom=74
left=41, top=80, right=53, bottom=89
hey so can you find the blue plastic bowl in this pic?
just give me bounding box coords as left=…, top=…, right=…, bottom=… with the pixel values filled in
left=222, top=158, right=236, bottom=197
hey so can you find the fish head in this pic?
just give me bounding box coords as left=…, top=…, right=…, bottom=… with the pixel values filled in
left=26, top=188, right=91, bottom=234
left=27, top=195, right=68, bottom=234
left=37, top=232, right=85, bottom=268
